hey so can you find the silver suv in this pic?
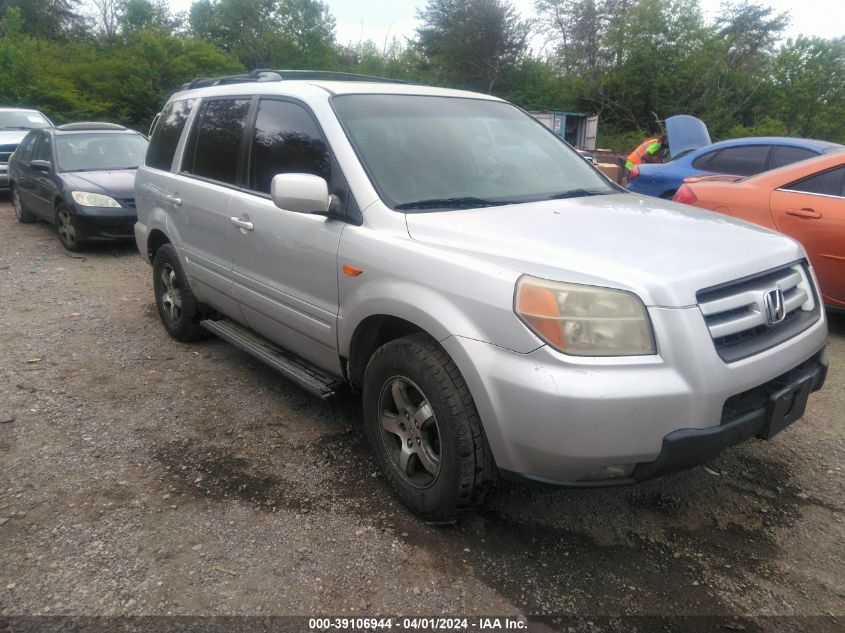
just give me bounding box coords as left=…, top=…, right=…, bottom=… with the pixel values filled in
left=135, top=71, right=828, bottom=520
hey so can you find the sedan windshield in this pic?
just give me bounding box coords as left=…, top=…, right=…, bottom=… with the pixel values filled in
left=332, top=94, right=615, bottom=210
left=56, top=133, right=149, bottom=172
left=0, top=111, right=50, bottom=130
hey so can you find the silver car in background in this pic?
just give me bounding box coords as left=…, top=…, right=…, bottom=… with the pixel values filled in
left=134, top=71, right=828, bottom=520
left=0, top=108, right=52, bottom=189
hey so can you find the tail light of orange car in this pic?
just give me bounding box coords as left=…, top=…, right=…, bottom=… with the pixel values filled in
left=673, top=184, right=697, bottom=205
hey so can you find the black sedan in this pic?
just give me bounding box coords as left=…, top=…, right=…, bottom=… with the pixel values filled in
left=8, top=122, right=148, bottom=251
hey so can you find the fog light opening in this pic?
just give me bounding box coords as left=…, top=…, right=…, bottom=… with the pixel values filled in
left=578, top=463, right=636, bottom=482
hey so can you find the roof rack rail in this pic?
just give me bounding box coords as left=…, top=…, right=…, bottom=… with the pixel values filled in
left=181, top=68, right=406, bottom=90
left=56, top=122, right=128, bottom=131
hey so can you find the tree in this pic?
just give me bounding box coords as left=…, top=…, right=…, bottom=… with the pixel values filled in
left=771, top=36, right=845, bottom=140
left=88, top=0, right=124, bottom=42
left=415, top=0, right=529, bottom=92
left=0, top=0, right=84, bottom=39
left=189, top=0, right=336, bottom=69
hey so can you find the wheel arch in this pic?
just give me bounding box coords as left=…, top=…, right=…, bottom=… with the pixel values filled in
left=346, top=314, right=427, bottom=389
left=146, top=229, right=171, bottom=263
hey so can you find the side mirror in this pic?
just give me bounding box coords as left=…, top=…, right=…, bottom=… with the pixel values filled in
left=271, top=173, right=330, bottom=214
left=30, top=159, right=51, bottom=173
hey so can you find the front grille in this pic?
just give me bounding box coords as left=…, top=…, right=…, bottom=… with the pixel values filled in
left=0, top=143, right=16, bottom=164
left=698, top=262, right=820, bottom=363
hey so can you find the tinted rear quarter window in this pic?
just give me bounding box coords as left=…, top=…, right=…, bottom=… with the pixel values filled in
left=786, top=166, right=845, bottom=197
left=703, top=145, right=770, bottom=176
left=146, top=99, right=195, bottom=171
left=770, top=145, right=817, bottom=169
left=249, top=99, right=330, bottom=194
left=184, top=98, right=251, bottom=185
left=14, top=132, right=37, bottom=162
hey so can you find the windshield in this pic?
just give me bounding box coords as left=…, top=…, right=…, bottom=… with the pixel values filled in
left=0, top=111, right=50, bottom=130
left=56, top=133, right=149, bottom=172
left=332, top=95, right=615, bottom=210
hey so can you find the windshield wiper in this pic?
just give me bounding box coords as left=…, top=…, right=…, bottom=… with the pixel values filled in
left=394, top=197, right=510, bottom=211
left=546, top=189, right=614, bottom=200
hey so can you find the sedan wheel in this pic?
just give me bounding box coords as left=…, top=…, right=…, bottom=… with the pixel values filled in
left=56, top=205, right=82, bottom=251
left=11, top=187, right=35, bottom=224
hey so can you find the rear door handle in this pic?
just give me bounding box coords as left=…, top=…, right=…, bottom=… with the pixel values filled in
left=166, top=194, right=182, bottom=207
left=229, top=217, right=254, bottom=231
left=785, top=208, right=821, bottom=219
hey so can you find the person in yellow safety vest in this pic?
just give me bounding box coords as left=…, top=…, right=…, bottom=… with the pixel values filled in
left=625, top=134, right=669, bottom=174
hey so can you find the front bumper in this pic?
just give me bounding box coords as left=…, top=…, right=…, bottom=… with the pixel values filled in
left=72, top=205, right=137, bottom=242
left=441, top=303, right=828, bottom=484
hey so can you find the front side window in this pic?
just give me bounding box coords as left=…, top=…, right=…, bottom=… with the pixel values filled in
left=183, top=98, right=251, bottom=186
left=32, top=134, right=51, bottom=162
left=785, top=166, right=845, bottom=197
left=146, top=98, right=196, bottom=171
left=332, top=94, right=615, bottom=210
left=56, top=133, right=149, bottom=172
left=248, top=99, right=330, bottom=194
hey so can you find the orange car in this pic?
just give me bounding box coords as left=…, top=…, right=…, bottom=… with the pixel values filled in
left=674, top=149, right=845, bottom=309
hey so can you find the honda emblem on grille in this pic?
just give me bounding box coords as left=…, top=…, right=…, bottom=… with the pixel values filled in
left=764, top=288, right=786, bottom=326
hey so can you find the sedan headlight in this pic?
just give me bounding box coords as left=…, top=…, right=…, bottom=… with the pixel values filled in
left=71, top=191, right=121, bottom=208
left=515, top=275, right=655, bottom=356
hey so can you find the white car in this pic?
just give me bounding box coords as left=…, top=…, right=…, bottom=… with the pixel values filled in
left=0, top=108, right=53, bottom=190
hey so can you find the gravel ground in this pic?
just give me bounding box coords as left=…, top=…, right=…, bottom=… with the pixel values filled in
left=0, top=198, right=842, bottom=631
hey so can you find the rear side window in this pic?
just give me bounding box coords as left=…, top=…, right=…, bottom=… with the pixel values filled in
left=184, top=98, right=251, bottom=185
left=785, top=166, right=845, bottom=197
left=14, top=132, right=37, bottom=162
left=769, top=145, right=817, bottom=170
left=146, top=99, right=195, bottom=171
left=695, top=145, right=770, bottom=175
left=248, top=99, right=330, bottom=194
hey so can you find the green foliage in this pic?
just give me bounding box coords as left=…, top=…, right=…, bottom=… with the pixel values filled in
left=415, top=0, right=529, bottom=92
left=0, top=0, right=843, bottom=151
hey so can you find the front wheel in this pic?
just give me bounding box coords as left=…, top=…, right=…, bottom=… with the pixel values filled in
left=152, top=243, right=208, bottom=342
left=56, top=204, right=83, bottom=251
left=362, top=333, right=497, bottom=520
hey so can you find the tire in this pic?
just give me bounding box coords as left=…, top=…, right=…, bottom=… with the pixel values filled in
left=55, top=204, right=84, bottom=251
left=11, top=185, right=35, bottom=224
left=362, top=333, right=497, bottom=520
left=152, top=243, right=208, bottom=342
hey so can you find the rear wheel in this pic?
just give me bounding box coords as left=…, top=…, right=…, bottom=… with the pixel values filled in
left=56, top=204, right=83, bottom=251
left=152, top=243, right=208, bottom=342
left=362, top=333, right=497, bottom=520
left=11, top=186, right=35, bottom=224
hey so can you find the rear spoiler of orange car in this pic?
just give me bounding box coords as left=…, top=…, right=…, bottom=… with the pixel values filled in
left=683, top=174, right=744, bottom=184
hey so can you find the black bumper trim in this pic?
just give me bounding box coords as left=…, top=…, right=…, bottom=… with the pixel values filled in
left=631, top=351, right=827, bottom=481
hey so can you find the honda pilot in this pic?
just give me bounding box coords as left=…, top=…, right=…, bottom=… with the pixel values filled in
left=134, top=70, right=828, bottom=520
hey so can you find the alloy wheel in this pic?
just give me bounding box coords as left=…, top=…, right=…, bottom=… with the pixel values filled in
left=378, top=376, right=442, bottom=488
left=159, top=263, right=183, bottom=325
left=56, top=208, right=77, bottom=248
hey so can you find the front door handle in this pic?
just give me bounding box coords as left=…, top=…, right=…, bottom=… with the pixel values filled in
left=230, top=217, right=254, bottom=231
left=166, top=194, right=182, bottom=207
left=785, top=208, right=822, bottom=219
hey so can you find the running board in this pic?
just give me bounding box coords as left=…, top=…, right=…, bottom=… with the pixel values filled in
left=200, top=319, right=339, bottom=399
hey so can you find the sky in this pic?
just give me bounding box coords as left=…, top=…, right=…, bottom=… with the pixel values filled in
left=166, top=1, right=844, bottom=49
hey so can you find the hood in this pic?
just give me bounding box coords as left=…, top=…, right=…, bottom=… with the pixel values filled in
left=405, top=193, right=804, bottom=307
left=0, top=130, right=29, bottom=149
left=61, top=170, right=137, bottom=200
left=666, top=115, right=711, bottom=158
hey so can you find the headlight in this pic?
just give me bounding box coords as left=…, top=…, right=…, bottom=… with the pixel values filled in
left=515, top=275, right=655, bottom=356
left=71, top=191, right=121, bottom=208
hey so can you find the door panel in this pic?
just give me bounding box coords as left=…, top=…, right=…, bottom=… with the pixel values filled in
left=229, top=98, right=344, bottom=374
left=29, top=134, right=54, bottom=219
left=229, top=190, right=344, bottom=373
left=771, top=178, right=845, bottom=307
